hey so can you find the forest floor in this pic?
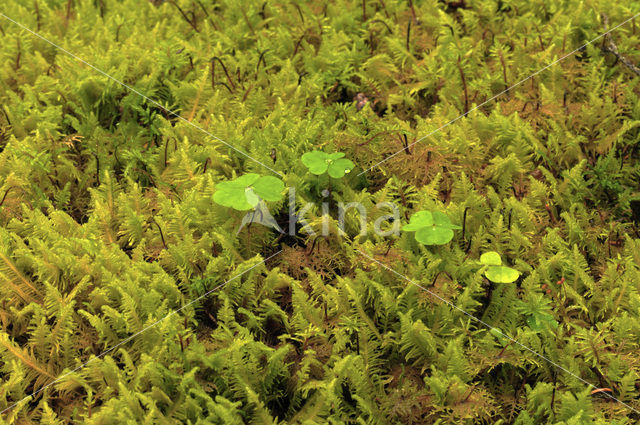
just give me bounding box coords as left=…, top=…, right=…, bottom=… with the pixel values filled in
left=1, top=1, right=640, bottom=424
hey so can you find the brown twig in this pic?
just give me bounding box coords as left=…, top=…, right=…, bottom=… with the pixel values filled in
left=601, top=13, right=640, bottom=76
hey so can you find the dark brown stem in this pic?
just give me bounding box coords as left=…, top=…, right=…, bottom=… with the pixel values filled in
left=497, top=339, right=514, bottom=357
left=401, top=134, right=411, bottom=155
left=293, top=3, right=305, bottom=24
left=65, top=0, right=73, bottom=26
left=545, top=202, right=556, bottom=225
left=456, top=57, right=469, bottom=113
left=34, top=0, right=41, bottom=31
left=406, top=20, right=411, bottom=51
left=133, top=167, right=156, bottom=187
left=215, top=82, right=233, bottom=93
left=241, top=85, right=253, bottom=102
left=115, top=23, right=123, bottom=42
left=465, top=235, right=472, bottom=253
left=362, top=0, right=366, bottom=21
left=306, top=235, right=325, bottom=255
left=431, top=270, right=453, bottom=287
left=293, top=30, right=310, bottom=57
left=534, top=25, right=545, bottom=50
left=211, top=57, right=236, bottom=91
left=0, top=187, right=14, bottom=208
left=461, top=385, right=475, bottom=403
left=369, top=19, right=392, bottom=34
left=407, top=0, right=417, bottom=24
left=168, top=0, right=199, bottom=32
left=384, top=239, right=393, bottom=256
left=462, top=207, right=468, bottom=240
left=256, top=49, right=268, bottom=76
left=195, top=0, right=218, bottom=30
left=94, top=153, right=100, bottom=186
left=151, top=218, right=168, bottom=249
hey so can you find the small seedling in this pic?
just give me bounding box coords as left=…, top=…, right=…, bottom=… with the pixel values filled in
left=402, top=210, right=461, bottom=245
left=301, top=150, right=354, bottom=178
left=213, top=173, right=284, bottom=210
left=479, top=251, right=520, bottom=283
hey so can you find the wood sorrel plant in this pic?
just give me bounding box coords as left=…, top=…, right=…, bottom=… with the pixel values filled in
left=402, top=210, right=461, bottom=245
left=302, top=150, right=354, bottom=179
left=479, top=251, right=520, bottom=283
left=213, top=173, right=284, bottom=210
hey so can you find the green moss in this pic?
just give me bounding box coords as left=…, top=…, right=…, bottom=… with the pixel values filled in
left=1, top=0, right=640, bottom=423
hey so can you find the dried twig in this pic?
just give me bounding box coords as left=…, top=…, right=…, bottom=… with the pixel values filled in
left=601, top=13, right=640, bottom=76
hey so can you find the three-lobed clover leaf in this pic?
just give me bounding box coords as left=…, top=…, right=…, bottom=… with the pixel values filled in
left=402, top=210, right=461, bottom=245
left=301, top=150, right=355, bottom=178
left=213, top=173, right=284, bottom=211
left=480, top=251, right=520, bottom=283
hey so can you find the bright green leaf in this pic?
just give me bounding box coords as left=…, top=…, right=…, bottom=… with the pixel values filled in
left=402, top=210, right=459, bottom=245
left=328, top=158, right=354, bottom=178
left=480, top=251, right=502, bottom=266
left=484, top=266, right=520, bottom=283
left=301, top=151, right=329, bottom=175
left=402, top=211, right=433, bottom=231
left=415, top=226, right=454, bottom=245
left=302, top=150, right=353, bottom=178
left=252, top=176, right=285, bottom=201
left=213, top=174, right=285, bottom=211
